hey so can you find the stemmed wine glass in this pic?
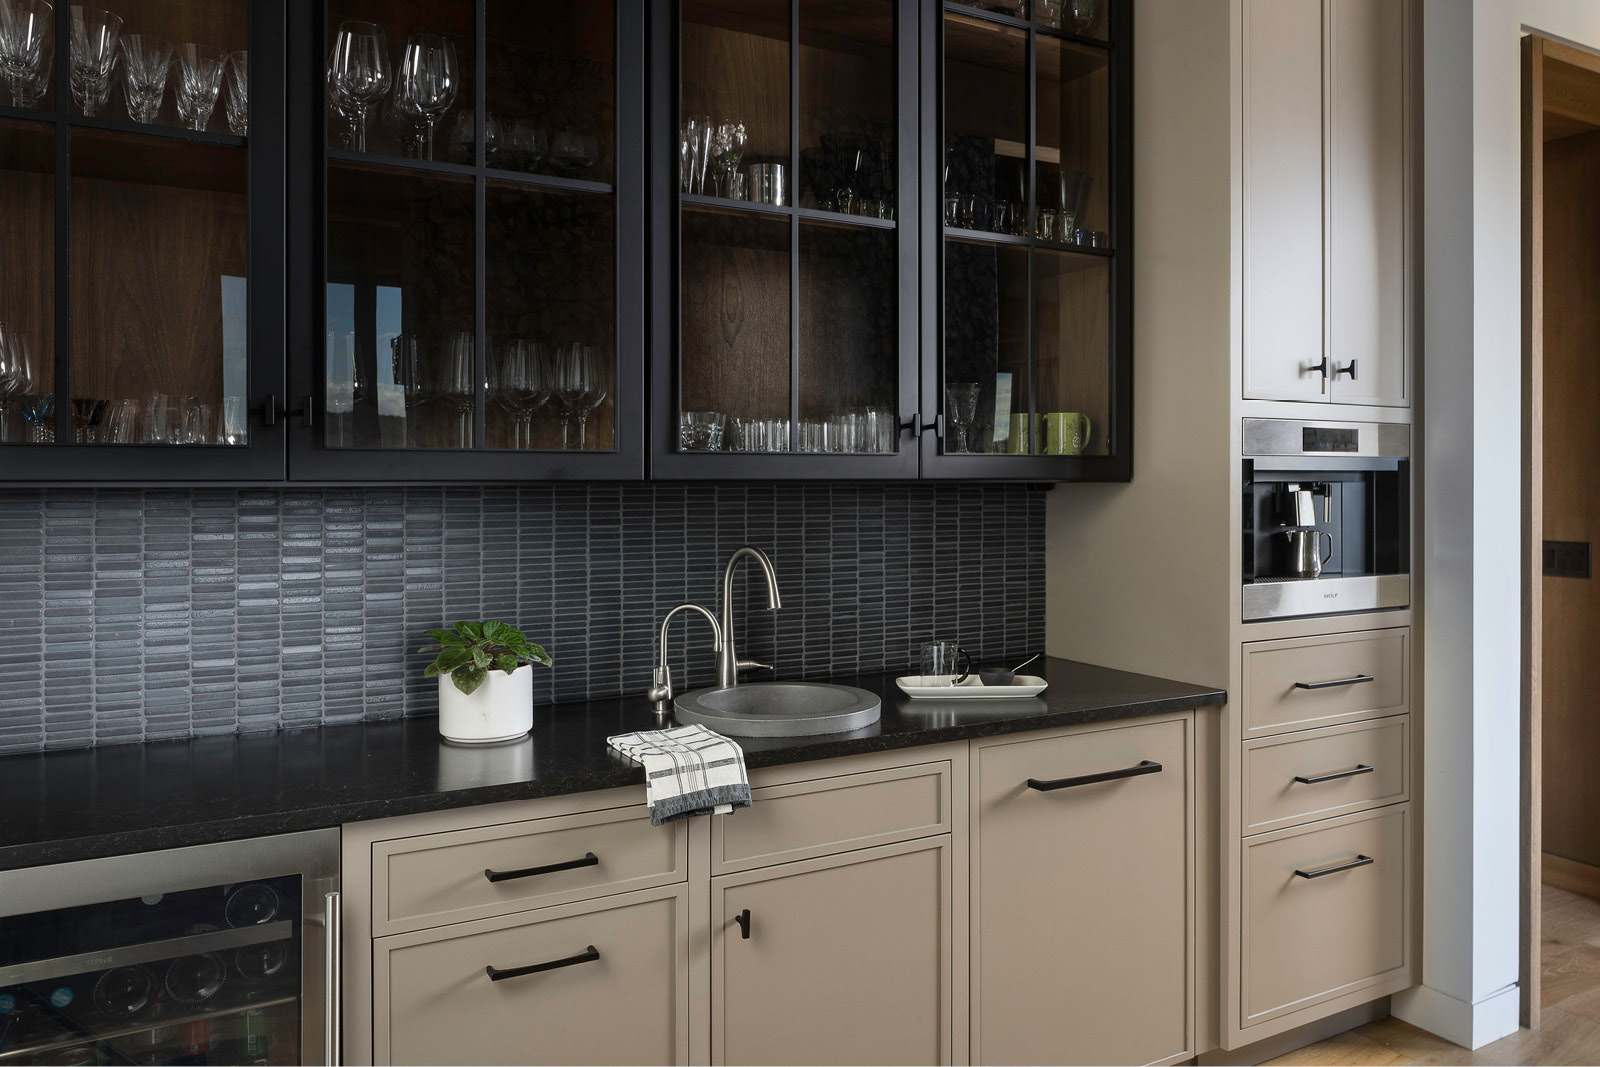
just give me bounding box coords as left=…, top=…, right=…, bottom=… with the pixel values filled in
left=490, top=339, right=551, bottom=449
left=330, top=20, right=389, bottom=154
left=944, top=382, right=981, bottom=454
left=174, top=43, right=226, bottom=131
left=553, top=343, right=606, bottom=450
left=712, top=120, right=746, bottom=198
left=390, top=334, right=430, bottom=445
left=224, top=50, right=247, bottom=135
left=0, top=0, right=52, bottom=109
left=440, top=330, right=475, bottom=448
left=120, top=34, right=170, bottom=124
left=12, top=333, right=50, bottom=442
left=0, top=321, right=22, bottom=442
left=397, top=32, right=456, bottom=162
left=69, top=6, right=121, bottom=117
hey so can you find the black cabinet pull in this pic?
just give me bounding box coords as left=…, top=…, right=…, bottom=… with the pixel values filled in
left=1294, top=764, right=1374, bottom=785
left=484, top=852, right=598, bottom=883
left=1311, top=356, right=1331, bottom=379
left=1335, top=359, right=1360, bottom=381
left=734, top=909, right=751, bottom=940
left=1292, top=674, right=1373, bottom=691
left=1293, top=854, right=1374, bottom=879
left=485, top=945, right=599, bottom=982
left=1027, top=759, right=1162, bottom=791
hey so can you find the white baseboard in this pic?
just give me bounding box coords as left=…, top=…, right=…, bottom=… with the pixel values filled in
left=1391, top=982, right=1521, bottom=1049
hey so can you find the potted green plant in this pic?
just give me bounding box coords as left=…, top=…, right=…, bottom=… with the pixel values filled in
left=421, top=621, right=553, bottom=744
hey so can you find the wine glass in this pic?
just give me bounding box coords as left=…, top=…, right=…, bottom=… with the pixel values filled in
left=12, top=334, right=50, bottom=442
left=397, top=32, right=456, bottom=162
left=330, top=20, right=389, bottom=153
left=0, top=321, right=21, bottom=442
left=383, top=82, right=426, bottom=157
left=69, top=397, right=105, bottom=443
left=325, top=50, right=356, bottom=149
left=390, top=334, right=430, bottom=445
left=224, top=50, right=247, bottom=135
left=712, top=120, right=746, bottom=198
left=439, top=330, right=475, bottom=448
left=174, top=43, right=226, bottom=131
left=0, top=0, right=51, bottom=109
left=554, top=343, right=606, bottom=450
left=120, top=34, right=170, bottom=124
left=490, top=339, right=550, bottom=449
left=945, top=382, right=982, bottom=454
left=69, top=6, right=121, bottom=117
left=101, top=397, right=139, bottom=443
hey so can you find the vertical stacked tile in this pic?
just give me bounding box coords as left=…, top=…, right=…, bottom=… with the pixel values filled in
left=235, top=491, right=284, bottom=733
left=41, top=491, right=95, bottom=747
left=400, top=488, right=446, bottom=717
left=140, top=491, right=194, bottom=741
left=191, top=490, right=241, bottom=736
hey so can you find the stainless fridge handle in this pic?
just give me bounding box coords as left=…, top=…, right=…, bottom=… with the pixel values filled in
left=324, top=890, right=342, bottom=1067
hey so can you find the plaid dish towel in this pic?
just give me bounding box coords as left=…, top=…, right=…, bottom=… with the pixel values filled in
left=606, top=723, right=753, bottom=826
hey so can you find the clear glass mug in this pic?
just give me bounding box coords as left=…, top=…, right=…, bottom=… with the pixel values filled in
left=919, top=641, right=971, bottom=687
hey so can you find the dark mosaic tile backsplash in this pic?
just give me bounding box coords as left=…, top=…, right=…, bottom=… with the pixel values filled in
left=0, top=484, right=1047, bottom=754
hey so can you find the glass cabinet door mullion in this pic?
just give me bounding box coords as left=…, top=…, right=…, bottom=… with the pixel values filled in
left=788, top=0, right=800, bottom=450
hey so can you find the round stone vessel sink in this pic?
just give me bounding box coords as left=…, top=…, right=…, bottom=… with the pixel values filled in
left=674, top=682, right=882, bottom=737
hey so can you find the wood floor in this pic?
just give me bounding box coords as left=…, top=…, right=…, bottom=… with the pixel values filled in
left=1264, top=886, right=1600, bottom=1066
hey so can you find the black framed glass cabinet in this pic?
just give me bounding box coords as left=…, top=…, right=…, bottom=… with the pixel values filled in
left=0, top=0, right=286, bottom=481
left=285, top=0, right=645, bottom=481
left=920, top=0, right=1130, bottom=480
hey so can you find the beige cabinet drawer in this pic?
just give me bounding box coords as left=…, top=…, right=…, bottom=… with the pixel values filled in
left=1242, top=628, right=1409, bottom=738
left=1243, top=716, right=1409, bottom=835
left=1243, top=806, right=1410, bottom=1026
left=974, top=717, right=1192, bottom=1066
left=711, top=760, right=951, bottom=875
left=372, top=805, right=687, bottom=935
left=374, top=884, right=689, bottom=1065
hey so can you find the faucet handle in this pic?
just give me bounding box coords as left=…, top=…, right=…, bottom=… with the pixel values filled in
left=647, top=666, right=673, bottom=713
left=736, top=658, right=774, bottom=675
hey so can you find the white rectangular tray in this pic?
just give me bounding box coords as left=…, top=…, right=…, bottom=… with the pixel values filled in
left=894, top=674, right=1048, bottom=699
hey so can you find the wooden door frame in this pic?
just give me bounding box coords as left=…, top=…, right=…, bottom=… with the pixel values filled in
left=1520, top=31, right=1543, bottom=1034
left=1520, top=30, right=1600, bottom=1031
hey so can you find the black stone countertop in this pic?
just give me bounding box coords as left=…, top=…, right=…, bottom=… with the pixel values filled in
left=0, top=657, right=1224, bottom=872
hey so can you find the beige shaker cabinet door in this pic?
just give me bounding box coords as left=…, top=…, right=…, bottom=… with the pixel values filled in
left=372, top=884, right=690, bottom=1066
left=1242, top=0, right=1328, bottom=403
left=1328, top=0, right=1409, bottom=407
left=711, top=837, right=952, bottom=1066
left=973, top=717, right=1192, bottom=1066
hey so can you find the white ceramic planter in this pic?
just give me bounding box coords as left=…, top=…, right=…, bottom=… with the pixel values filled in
left=437, top=664, right=534, bottom=744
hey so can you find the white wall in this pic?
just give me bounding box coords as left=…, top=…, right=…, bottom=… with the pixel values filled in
left=1395, top=0, right=1600, bottom=1049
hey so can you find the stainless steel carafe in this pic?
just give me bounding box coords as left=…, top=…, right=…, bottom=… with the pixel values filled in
left=1282, top=528, right=1334, bottom=579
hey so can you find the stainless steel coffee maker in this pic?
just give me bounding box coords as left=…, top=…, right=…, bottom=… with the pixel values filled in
left=1282, top=482, right=1333, bottom=578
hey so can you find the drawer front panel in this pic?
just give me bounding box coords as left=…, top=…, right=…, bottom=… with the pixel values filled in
left=1243, top=628, right=1409, bottom=737
left=376, top=886, right=688, bottom=1065
left=975, top=718, right=1192, bottom=1066
left=712, top=761, right=951, bottom=874
left=1243, top=716, right=1408, bottom=835
left=1243, top=806, right=1409, bottom=1025
left=374, top=806, right=687, bottom=934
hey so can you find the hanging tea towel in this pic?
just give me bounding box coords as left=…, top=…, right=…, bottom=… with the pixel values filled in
left=606, top=723, right=753, bottom=826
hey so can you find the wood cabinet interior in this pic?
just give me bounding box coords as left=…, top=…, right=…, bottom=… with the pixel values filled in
left=1033, top=251, right=1109, bottom=455
left=1036, top=38, right=1110, bottom=238
left=69, top=132, right=247, bottom=410
left=0, top=121, right=55, bottom=409
left=680, top=207, right=790, bottom=421
left=1540, top=104, right=1600, bottom=872
left=797, top=221, right=897, bottom=421
left=681, top=5, right=788, bottom=171
left=945, top=238, right=1028, bottom=452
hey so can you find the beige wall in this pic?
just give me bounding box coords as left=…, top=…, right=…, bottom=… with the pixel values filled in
left=1044, top=0, right=1235, bottom=689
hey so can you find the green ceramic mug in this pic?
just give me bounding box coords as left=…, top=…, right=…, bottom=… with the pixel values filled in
left=1043, top=412, right=1092, bottom=456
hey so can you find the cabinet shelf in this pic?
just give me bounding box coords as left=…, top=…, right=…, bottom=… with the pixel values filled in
left=943, top=1, right=1113, bottom=50
left=325, top=149, right=614, bottom=196
left=0, top=995, right=297, bottom=1064
left=0, top=105, right=249, bottom=149
left=681, top=193, right=896, bottom=230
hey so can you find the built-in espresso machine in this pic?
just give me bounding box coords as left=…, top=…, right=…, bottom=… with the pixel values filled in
left=1242, top=418, right=1410, bottom=621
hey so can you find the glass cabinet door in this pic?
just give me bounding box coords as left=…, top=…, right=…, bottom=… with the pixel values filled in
left=650, top=0, right=918, bottom=478
left=928, top=0, right=1127, bottom=479
left=300, top=0, right=642, bottom=481
left=0, top=0, right=285, bottom=481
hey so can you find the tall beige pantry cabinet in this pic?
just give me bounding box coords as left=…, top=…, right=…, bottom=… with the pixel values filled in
left=1045, top=0, right=1418, bottom=1055
left=1242, top=0, right=1410, bottom=407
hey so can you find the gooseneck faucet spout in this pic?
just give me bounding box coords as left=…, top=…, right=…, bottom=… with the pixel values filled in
left=718, top=546, right=782, bottom=688
left=647, top=603, right=722, bottom=716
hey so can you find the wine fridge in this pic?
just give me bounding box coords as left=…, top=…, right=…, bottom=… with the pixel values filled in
left=0, top=830, right=339, bottom=1066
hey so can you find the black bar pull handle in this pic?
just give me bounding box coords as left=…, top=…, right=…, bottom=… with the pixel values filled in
left=485, top=945, right=599, bottom=982
left=1335, top=359, right=1360, bottom=381
left=485, top=852, right=598, bottom=883
left=1293, top=854, right=1375, bottom=880
left=1294, top=764, right=1375, bottom=785
left=734, top=909, right=751, bottom=939
left=1027, top=759, right=1162, bottom=792
left=1293, top=674, right=1374, bottom=691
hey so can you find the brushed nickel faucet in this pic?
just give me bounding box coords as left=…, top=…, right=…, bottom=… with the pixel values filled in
left=717, top=546, right=782, bottom=688
left=647, top=603, right=722, bottom=716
